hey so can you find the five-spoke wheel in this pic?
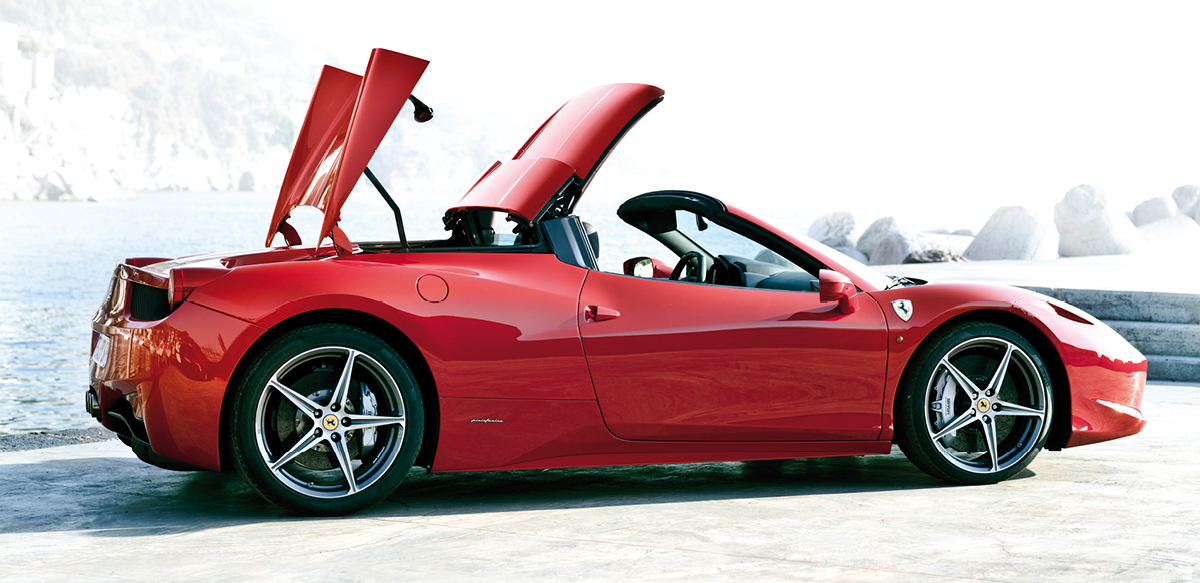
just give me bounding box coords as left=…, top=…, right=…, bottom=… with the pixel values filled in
left=231, top=324, right=423, bottom=515
left=896, top=322, right=1052, bottom=484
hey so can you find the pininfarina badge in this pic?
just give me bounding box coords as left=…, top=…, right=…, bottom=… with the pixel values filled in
left=892, top=299, right=914, bottom=321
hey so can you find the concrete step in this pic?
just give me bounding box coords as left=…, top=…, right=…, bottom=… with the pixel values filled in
left=1148, top=355, right=1200, bottom=383
left=1104, top=321, right=1200, bottom=358
left=1020, top=287, right=1200, bottom=380
left=1022, top=287, right=1200, bottom=325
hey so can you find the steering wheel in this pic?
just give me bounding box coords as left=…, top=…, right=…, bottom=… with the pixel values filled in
left=669, top=251, right=710, bottom=282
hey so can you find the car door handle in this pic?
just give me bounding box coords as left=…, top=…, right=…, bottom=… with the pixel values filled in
left=585, top=305, right=621, bottom=322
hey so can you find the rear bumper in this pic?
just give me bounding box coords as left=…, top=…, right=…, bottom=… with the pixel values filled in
left=90, top=293, right=264, bottom=471
left=86, top=386, right=201, bottom=471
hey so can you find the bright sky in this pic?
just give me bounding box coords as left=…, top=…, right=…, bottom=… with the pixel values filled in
left=263, top=1, right=1200, bottom=233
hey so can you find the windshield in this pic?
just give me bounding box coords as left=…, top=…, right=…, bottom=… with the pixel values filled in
left=807, top=237, right=894, bottom=290
left=675, top=211, right=776, bottom=263
left=675, top=210, right=894, bottom=290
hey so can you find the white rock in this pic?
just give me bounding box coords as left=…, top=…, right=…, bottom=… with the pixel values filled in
left=1171, top=184, right=1200, bottom=217
left=754, top=249, right=799, bottom=269
left=1132, top=197, right=1179, bottom=226
left=964, top=206, right=1056, bottom=261
left=870, top=232, right=973, bottom=265
left=903, top=249, right=966, bottom=263
left=856, top=217, right=903, bottom=259
left=832, top=246, right=869, bottom=264
left=1054, top=184, right=1146, bottom=257
left=952, top=228, right=975, bottom=237
left=1138, top=215, right=1200, bottom=255
left=807, top=211, right=857, bottom=248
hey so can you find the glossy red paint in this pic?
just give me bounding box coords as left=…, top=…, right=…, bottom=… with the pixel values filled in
left=579, top=270, right=889, bottom=442
left=268, top=49, right=428, bottom=247
left=124, top=256, right=173, bottom=268
left=865, top=282, right=1038, bottom=442
left=1010, top=294, right=1146, bottom=447
left=818, top=269, right=859, bottom=314
left=450, top=83, right=663, bottom=220
left=513, top=83, right=664, bottom=181
left=167, top=266, right=229, bottom=307
left=92, top=271, right=265, bottom=470
left=865, top=283, right=1147, bottom=447
left=415, top=274, right=449, bottom=303
left=451, top=157, right=577, bottom=224
left=89, top=49, right=1146, bottom=505
left=433, top=397, right=891, bottom=472
left=191, top=251, right=597, bottom=403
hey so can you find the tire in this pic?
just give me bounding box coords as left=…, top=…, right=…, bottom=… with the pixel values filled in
left=230, top=324, right=423, bottom=516
left=895, top=321, right=1052, bottom=485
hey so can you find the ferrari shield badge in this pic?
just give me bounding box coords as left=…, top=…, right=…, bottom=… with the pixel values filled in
left=891, top=299, right=914, bottom=322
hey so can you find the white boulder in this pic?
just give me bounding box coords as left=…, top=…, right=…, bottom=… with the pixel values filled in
left=870, top=232, right=973, bottom=265
left=1132, top=197, right=1179, bottom=226
left=903, top=249, right=967, bottom=263
left=833, top=246, right=869, bottom=264
left=856, top=217, right=903, bottom=259
left=964, top=206, right=1056, bottom=261
left=1054, top=184, right=1146, bottom=257
left=1171, top=184, right=1200, bottom=217
left=808, top=211, right=857, bottom=248
left=1138, top=215, right=1200, bottom=255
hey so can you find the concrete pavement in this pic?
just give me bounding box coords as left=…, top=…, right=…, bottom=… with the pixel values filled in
left=2, top=382, right=1196, bottom=582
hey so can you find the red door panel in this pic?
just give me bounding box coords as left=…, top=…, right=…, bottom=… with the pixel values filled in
left=579, top=272, right=889, bottom=441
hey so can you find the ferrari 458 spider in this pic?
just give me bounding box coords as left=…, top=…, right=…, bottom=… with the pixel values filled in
left=88, top=49, right=1147, bottom=516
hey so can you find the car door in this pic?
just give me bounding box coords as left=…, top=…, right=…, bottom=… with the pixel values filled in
left=578, top=270, right=889, bottom=442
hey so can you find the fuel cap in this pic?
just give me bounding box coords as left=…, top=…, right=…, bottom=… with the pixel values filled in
left=416, top=274, right=448, bottom=303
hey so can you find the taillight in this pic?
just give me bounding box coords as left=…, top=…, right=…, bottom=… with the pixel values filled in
left=168, top=267, right=229, bottom=308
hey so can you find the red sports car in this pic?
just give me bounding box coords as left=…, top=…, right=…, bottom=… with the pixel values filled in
left=88, top=49, right=1147, bottom=516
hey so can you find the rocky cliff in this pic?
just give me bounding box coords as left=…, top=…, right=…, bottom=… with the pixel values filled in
left=0, top=0, right=310, bottom=201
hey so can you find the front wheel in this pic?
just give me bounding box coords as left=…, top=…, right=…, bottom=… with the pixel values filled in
left=896, top=321, right=1052, bottom=484
left=230, top=324, right=424, bottom=516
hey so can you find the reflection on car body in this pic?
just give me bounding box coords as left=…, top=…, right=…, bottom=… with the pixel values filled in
left=87, top=49, right=1147, bottom=516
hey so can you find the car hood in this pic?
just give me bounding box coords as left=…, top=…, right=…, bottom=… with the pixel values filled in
left=267, top=49, right=428, bottom=247
left=448, top=83, right=664, bottom=225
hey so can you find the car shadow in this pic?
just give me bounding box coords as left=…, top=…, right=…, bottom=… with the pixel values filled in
left=375, top=453, right=957, bottom=518
left=0, top=451, right=1034, bottom=536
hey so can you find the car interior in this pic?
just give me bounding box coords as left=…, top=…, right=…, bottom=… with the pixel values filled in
left=613, top=192, right=827, bottom=292
left=356, top=190, right=826, bottom=296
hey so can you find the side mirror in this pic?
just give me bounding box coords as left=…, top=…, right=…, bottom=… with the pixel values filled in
left=623, top=257, right=672, bottom=278
left=818, top=269, right=859, bottom=314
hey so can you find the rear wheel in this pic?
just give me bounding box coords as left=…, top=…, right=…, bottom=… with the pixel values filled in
left=230, top=324, right=423, bottom=516
left=896, top=321, right=1052, bottom=484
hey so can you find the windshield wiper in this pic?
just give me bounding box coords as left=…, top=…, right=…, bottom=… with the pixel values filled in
left=885, top=276, right=918, bottom=290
